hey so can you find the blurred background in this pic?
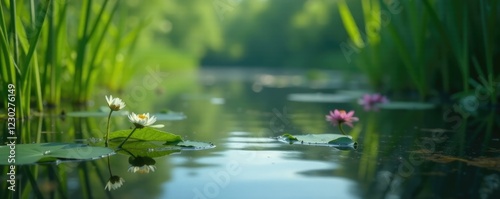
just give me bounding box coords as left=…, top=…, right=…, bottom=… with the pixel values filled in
left=1, top=0, right=498, bottom=113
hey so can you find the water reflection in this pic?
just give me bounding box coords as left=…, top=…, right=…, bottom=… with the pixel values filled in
left=163, top=131, right=359, bottom=199
left=1, top=68, right=499, bottom=199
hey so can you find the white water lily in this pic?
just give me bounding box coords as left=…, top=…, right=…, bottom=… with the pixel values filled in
left=128, top=112, right=164, bottom=128
left=128, top=165, right=157, bottom=174
left=104, top=176, right=125, bottom=191
left=105, top=95, right=126, bottom=111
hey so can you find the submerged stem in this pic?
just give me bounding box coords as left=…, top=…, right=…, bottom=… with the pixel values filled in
left=107, top=156, right=112, bottom=176
left=117, top=127, right=138, bottom=149
left=105, top=110, right=113, bottom=147
left=338, top=124, right=346, bottom=135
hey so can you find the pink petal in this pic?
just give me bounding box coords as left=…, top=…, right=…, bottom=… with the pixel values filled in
left=333, top=109, right=340, bottom=116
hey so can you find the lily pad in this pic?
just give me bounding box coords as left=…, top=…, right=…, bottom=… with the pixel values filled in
left=378, top=101, right=435, bottom=110
left=109, top=128, right=183, bottom=143
left=277, top=134, right=357, bottom=149
left=0, top=143, right=114, bottom=165
left=112, top=140, right=215, bottom=158
left=287, top=93, right=356, bottom=103
left=171, top=140, right=216, bottom=150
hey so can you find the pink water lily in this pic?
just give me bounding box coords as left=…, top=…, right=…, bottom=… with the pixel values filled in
left=326, top=109, right=359, bottom=128
left=358, top=93, right=389, bottom=111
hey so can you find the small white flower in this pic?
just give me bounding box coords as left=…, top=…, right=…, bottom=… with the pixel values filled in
left=128, top=112, right=164, bottom=128
left=128, top=165, right=156, bottom=174
left=105, top=95, right=126, bottom=111
left=104, top=176, right=125, bottom=191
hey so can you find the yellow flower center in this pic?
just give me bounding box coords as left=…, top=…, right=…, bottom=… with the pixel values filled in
left=339, top=110, right=346, bottom=115
left=138, top=114, right=148, bottom=120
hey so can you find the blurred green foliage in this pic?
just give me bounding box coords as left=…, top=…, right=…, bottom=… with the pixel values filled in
left=1, top=0, right=499, bottom=116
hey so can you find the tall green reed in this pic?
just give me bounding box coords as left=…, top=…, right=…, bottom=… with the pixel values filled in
left=337, top=0, right=498, bottom=99
left=1, top=0, right=146, bottom=117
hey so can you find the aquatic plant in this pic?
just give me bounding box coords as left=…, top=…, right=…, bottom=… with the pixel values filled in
left=326, top=109, right=359, bottom=135
left=337, top=0, right=498, bottom=99
left=105, top=95, right=126, bottom=147
left=117, top=112, right=165, bottom=148
left=358, top=93, right=389, bottom=111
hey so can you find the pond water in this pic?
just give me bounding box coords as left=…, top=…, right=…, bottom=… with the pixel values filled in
left=2, top=68, right=500, bottom=199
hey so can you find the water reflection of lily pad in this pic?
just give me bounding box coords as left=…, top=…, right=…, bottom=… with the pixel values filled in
left=0, top=143, right=114, bottom=165
left=277, top=133, right=357, bottom=149
left=287, top=93, right=357, bottom=103
left=378, top=101, right=436, bottom=110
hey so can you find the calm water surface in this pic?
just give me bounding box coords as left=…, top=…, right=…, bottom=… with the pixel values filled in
left=2, top=68, right=499, bottom=199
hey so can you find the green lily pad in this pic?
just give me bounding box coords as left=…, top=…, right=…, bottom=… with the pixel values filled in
left=109, top=128, right=183, bottom=142
left=112, top=140, right=215, bottom=158
left=378, top=101, right=436, bottom=110
left=277, top=134, right=357, bottom=149
left=0, top=143, right=114, bottom=165
left=171, top=140, right=216, bottom=150
left=287, top=93, right=356, bottom=103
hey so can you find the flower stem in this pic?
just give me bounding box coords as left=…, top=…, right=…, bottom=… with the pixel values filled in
left=117, top=127, right=138, bottom=149
left=107, top=156, right=113, bottom=176
left=105, top=110, right=113, bottom=147
left=338, top=124, right=346, bottom=135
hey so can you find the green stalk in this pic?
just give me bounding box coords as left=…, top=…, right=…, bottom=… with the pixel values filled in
left=480, top=0, right=495, bottom=104
left=84, top=0, right=119, bottom=100
left=30, top=0, right=43, bottom=112
left=387, top=23, right=425, bottom=98
left=460, top=2, right=469, bottom=92
left=338, top=124, right=346, bottom=135
left=118, top=127, right=138, bottom=148
left=8, top=0, right=19, bottom=66
left=82, top=0, right=112, bottom=100
left=105, top=110, right=113, bottom=147
left=54, top=0, right=68, bottom=108
left=337, top=0, right=364, bottom=48
left=74, top=0, right=92, bottom=104
left=0, top=1, right=14, bottom=84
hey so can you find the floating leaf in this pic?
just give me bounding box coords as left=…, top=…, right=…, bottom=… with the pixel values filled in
left=171, top=141, right=216, bottom=150
left=277, top=134, right=357, bottom=149
left=109, top=128, right=183, bottom=142
left=112, top=140, right=215, bottom=158
left=280, top=133, right=298, bottom=143
left=287, top=93, right=357, bottom=103
left=0, top=143, right=114, bottom=165
left=378, top=101, right=436, bottom=110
